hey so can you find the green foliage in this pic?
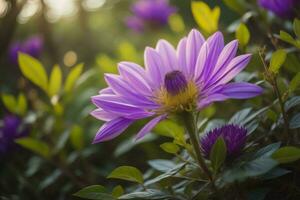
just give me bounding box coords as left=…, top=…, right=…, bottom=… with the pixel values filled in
left=1, top=93, right=27, bottom=115
left=160, top=142, right=180, bottom=154
left=64, top=63, right=84, bottom=93
left=112, top=185, right=124, bottom=198
left=223, top=0, right=246, bottom=14
left=290, top=113, right=300, bottom=129
left=18, top=53, right=48, bottom=92
left=107, top=166, right=144, bottom=184
left=191, top=1, right=220, bottom=35
left=269, top=49, right=287, bottom=74
left=236, top=23, right=250, bottom=47
left=209, top=137, right=227, bottom=173
left=15, top=137, right=50, bottom=158
left=289, top=72, right=300, bottom=92
left=293, top=18, right=300, bottom=38
left=48, top=65, right=62, bottom=97
left=272, top=146, right=300, bottom=164
left=118, top=189, right=171, bottom=200
left=73, top=185, right=115, bottom=200
left=168, top=14, right=185, bottom=33
left=70, top=125, right=85, bottom=150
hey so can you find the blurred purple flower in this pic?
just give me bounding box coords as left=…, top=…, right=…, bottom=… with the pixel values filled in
left=9, top=35, right=43, bottom=65
left=125, top=0, right=176, bottom=32
left=0, top=115, right=28, bottom=155
left=200, top=124, right=247, bottom=159
left=91, top=29, right=263, bottom=143
left=258, top=0, right=299, bottom=18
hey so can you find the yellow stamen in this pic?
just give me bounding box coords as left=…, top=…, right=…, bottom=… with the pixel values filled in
left=154, top=81, right=198, bottom=114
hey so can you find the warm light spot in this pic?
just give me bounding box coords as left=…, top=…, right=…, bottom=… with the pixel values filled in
left=63, top=51, right=78, bottom=67
left=82, top=0, right=106, bottom=11
left=44, top=0, right=78, bottom=22
left=51, top=95, right=59, bottom=105
left=18, top=0, right=41, bottom=24
left=0, top=0, right=8, bottom=17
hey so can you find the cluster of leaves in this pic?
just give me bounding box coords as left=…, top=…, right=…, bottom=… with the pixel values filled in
left=73, top=1, right=300, bottom=200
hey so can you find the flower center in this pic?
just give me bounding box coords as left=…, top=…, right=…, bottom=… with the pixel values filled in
left=164, top=70, right=188, bottom=96
left=154, top=71, right=198, bottom=114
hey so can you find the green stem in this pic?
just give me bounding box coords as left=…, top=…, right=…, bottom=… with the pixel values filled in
left=180, top=112, right=213, bottom=183
left=272, top=77, right=290, bottom=144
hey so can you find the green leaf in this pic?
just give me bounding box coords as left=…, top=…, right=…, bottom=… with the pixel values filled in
left=144, top=163, right=186, bottom=186
left=168, top=14, right=185, bottom=33
left=73, top=185, right=115, bottom=200
left=261, top=167, right=290, bottom=180
left=191, top=1, right=220, bottom=35
left=160, top=142, right=180, bottom=154
left=119, top=189, right=171, bottom=200
left=209, top=137, right=227, bottom=173
left=285, top=96, right=300, bottom=111
left=148, top=159, right=176, bottom=173
left=48, top=65, right=62, bottom=97
left=70, top=125, right=85, bottom=150
left=18, top=53, right=48, bottom=91
left=279, top=31, right=295, bottom=44
left=223, top=0, right=246, bottom=14
left=1, top=94, right=17, bottom=114
left=39, top=169, right=62, bottom=190
left=290, top=113, right=300, bottom=129
left=293, top=18, right=300, bottom=38
left=272, top=146, right=300, bottom=164
left=153, top=120, right=185, bottom=145
left=112, top=185, right=124, bottom=198
left=53, top=130, right=70, bottom=154
left=118, top=41, right=139, bottom=62
left=64, top=63, right=84, bottom=93
left=289, top=72, right=300, bottom=92
left=17, top=93, right=27, bottom=116
left=96, top=54, right=117, bottom=73
left=107, top=166, right=143, bottom=184
left=253, top=142, right=281, bottom=159
left=15, top=138, right=50, bottom=158
left=229, top=107, right=252, bottom=124
left=236, top=23, right=250, bottom=47
left=269, top=49, right=287, bottom=74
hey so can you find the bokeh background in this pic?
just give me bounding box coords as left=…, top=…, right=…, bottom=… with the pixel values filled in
left=0, top=0, right=288, bottom=199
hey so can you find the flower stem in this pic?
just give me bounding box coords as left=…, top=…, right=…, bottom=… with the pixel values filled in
left=181, top=112, right=213, bottom=182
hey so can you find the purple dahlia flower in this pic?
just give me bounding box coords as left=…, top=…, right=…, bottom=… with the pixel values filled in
left=200, top=125, right=247, bottom=159
left=0, top=115, right=28, bottom=155
left=91, top=29, right=263, bottom=143
left=125, top=0, right=176, bottom=32
left=9, top=35, right=43, bottom=65
left=258, top=0, right=300, bottom=18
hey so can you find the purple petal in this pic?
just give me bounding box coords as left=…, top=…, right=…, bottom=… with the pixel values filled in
left=213, top=54, right=252, bottom=86
left=135, top=115, right=166, bottom=140
left=105, top=74, right=157, bottom=107
left=90, top=108, right=118, bottom=121
left=99, top=87, right=114, bottom=95
left=91, top=94, right=155, bottom=119
left=220, top=82, right=263, bottom=99
left=144, top=47, right=165, bottom=88
left=93, top=118, right=134, bottom=143
left=200, top=32, right=224, bottom=81
left=177, top=37, right=188, bottom=76
left=118, top=62, right=152, bottom=95
left=186, top=29, right=205, bottom=77
left=194, top=42, right=209, bottom=82
left=156, top=39, right=178, bottom=71
left=197, top=93, right=229, bottom=109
